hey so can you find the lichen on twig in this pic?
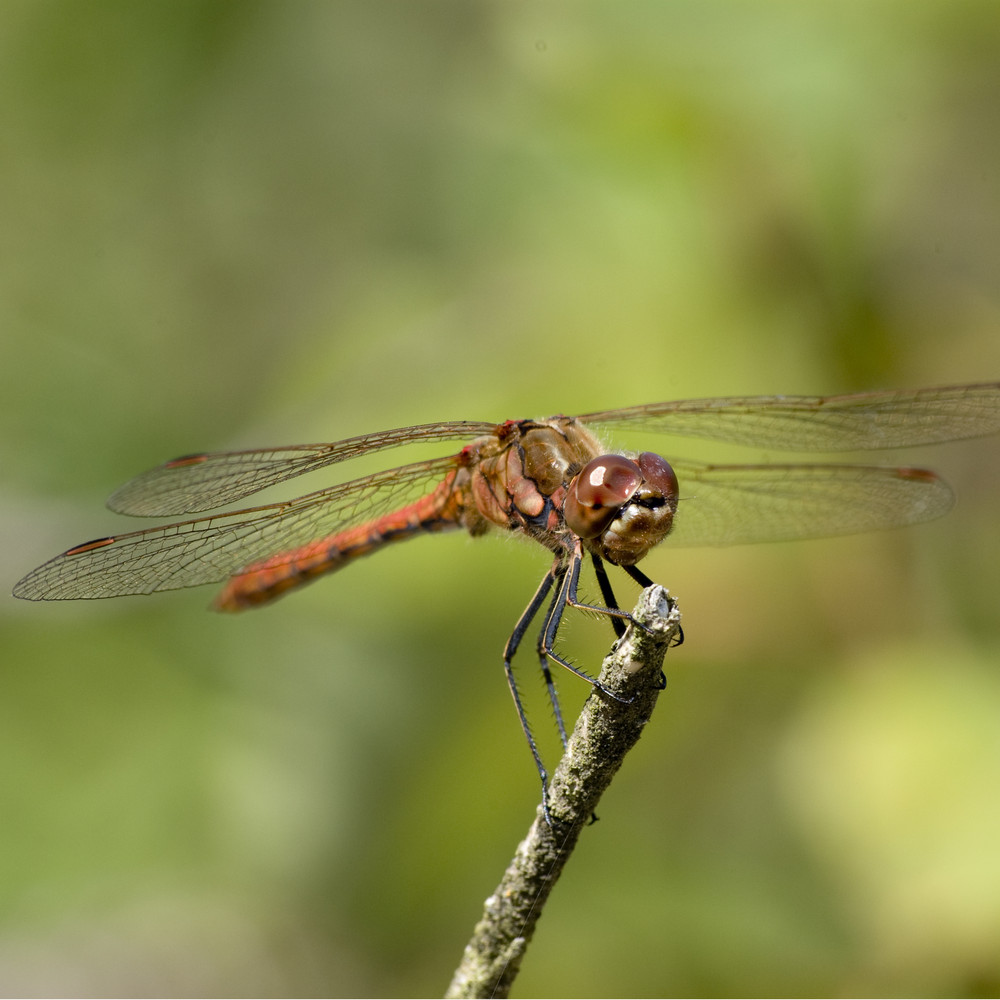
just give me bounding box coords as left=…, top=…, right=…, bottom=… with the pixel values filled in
left=446, top=586, right=681, bottom=999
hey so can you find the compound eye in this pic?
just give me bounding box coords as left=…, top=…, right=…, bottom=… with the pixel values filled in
left=564, top=455, right=642, bottom=539
left=637, top=452, right=679, bottom=503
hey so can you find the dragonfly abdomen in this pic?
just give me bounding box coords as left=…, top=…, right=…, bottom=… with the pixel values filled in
left=214, top=484, right=467, bottom=611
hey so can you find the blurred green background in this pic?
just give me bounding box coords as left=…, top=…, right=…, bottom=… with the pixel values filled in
left=4, top=2, right=1000, bottom=996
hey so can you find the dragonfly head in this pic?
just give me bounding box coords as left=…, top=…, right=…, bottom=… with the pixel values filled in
left=564, top=452, right=679, bottom=566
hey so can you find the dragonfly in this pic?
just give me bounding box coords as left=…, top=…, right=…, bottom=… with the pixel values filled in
left=13, top=382, right=1000, bottom=814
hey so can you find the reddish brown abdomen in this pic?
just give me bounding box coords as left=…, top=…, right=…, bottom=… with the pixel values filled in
left=215, top=473, right=465, bottom=610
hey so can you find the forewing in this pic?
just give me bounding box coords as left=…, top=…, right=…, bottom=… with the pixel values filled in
left=580, top=382, right=1000, bottom=452
left=107, top=421, right=495, bottom=516
left=666, top=461, right=955, bottom=548
left=14, top=457, right=460, bottom=601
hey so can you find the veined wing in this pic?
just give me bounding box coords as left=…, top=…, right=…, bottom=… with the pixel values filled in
left=108, top=421, right=495, bottom=516
left=665, top=461, right=955, bottom=548
left=14, top=456, right=461, bottom=601
left=580, top=382, right=1000, bottom=452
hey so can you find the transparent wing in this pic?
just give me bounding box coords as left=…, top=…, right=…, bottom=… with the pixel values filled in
left=14, top=456, right=461, bottom=601
left=666, top=461, right=955, bottom=548
left=104, top=383, right=1000, bottom=520
left=107, top=420, right=495, bottom=516
left=580, top=382, right=1000, bottom=452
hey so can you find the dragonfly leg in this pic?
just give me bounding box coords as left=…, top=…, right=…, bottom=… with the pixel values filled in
left=504, top=562, right=562, bottom=824
left=537, top=548, right=630, bottom=705
left=557, top=546, right=635, bottom=636
left=590, top=552, right=627, bottom=640
left=533, top=572, right=574, bottom=749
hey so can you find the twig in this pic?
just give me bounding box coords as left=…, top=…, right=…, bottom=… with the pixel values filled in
left=445, top=586, right=681, bottom=999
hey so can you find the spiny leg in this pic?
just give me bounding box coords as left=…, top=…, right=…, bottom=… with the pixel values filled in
left=583, top=557, right=662, bottom=640
left=537, top=545, right=630, bottom=703
left=557, top=543, right=634, bottom=635
left=591, top=552, right=627, bottom=640
left=534, top=576, right=571, bottom=748
left=503, top=561, right=563, bottom=823
left=506, top=549, right=675, bottom=821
